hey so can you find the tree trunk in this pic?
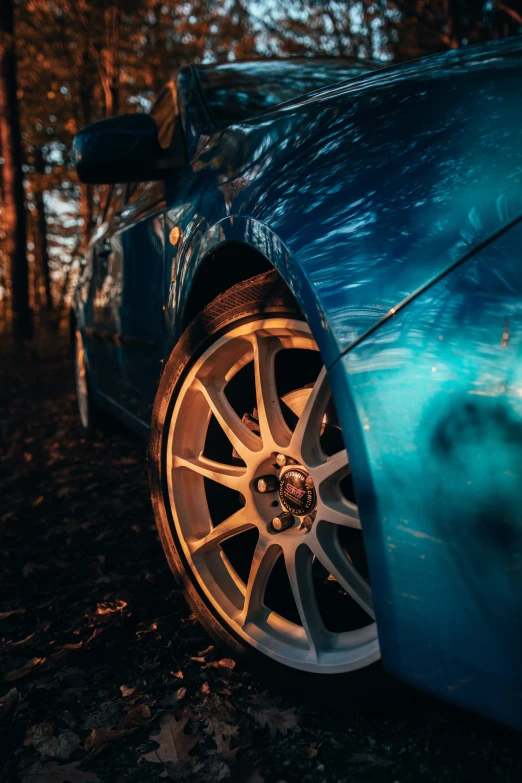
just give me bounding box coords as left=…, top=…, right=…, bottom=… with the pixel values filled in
left=34, top=147, right=52, bottom=312
left=79, top=39, right=94, bottom=245
left=100, top=2, right=120, bottom=117
left=0, top=0, right=32, bottom=341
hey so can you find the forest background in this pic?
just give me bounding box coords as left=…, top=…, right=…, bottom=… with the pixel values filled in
left=1, top=0, right=521, bottom=342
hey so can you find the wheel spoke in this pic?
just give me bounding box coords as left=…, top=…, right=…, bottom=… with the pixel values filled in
left=316, top=495, right=361, bottom=529
left=189, top=507, right=255, bottom=555
left=291, top=366, right=330, bottom=462
left=312, top=527, right=374, bottom=618
left=195, top=378, right=261, bottom=461
left=312, top=449, right=360, bottom=528
left=312, top=448, right=350, bottom=484
left=173, top=453, right=245, bottom=491
left=285, top=544, right=329, bottom=658
left=238, top=538, right=280, bottom=626
left=251, top=333, right=291, bottom=449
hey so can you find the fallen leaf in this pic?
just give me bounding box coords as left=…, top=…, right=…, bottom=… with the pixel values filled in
left=205, top=759, right=230, bottom=781
left=0, top=687, right=19, bottom=718
left=96, top=599, right=127, bottom=615
left=190, top=656, right=205, bottom=663
left=0, top=608, right=25, bottom=620
left=4, top=656, right=46, bottom=681
left=171, top=670, right=184, bottom=679
left=119, top=685, right=136, bottom=698
left=204, top=658, right=236, bottom=671
left=176, top=687, right=187, bottom=700
left=194, top=693, right=238, bottom=740
left=36, top=730, right=81, bottom=760
left=248, top=698, right=300, bottom=739
left=143, top=714, right=201, bottom=773
left=84, top=727, right=136, bottom=756
left=21, top=760, right=100, bottom=783
left=204, top=716, right=239, bottom=739
left=24, top=722, right=54, bottom=747
left=33, top=496, right=44, bottom=507
left=119, top=703, right=151, bottom=729
left=6, top=631, right=36, bottom=649
left=198, top=644, right=215, bottom=657
left=201, top=682, right=211, bottom=695
left=45, top=642, right=83, bottom=667
left=212, top=732, right=239, bottom=762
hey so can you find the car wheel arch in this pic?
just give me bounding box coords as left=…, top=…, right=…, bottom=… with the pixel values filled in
left=173, top=216, right=334, bottom=363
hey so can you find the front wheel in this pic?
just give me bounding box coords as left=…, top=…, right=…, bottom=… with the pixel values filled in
left=149, top=272, right=380, bottom=690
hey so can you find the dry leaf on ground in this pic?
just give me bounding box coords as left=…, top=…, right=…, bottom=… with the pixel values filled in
left=248, top=697, right=300, bottom=739
left=0, top=608, right=25, bottom=620
left=205, top=759, right=230, bottom=781
left=143, top=714, right=201, bottom=774
left=6, top=631, right=36, bottom=649
left=212, top=732, right=239, bottom=762
left=84, top=727, right=136, bottom=756
left=0, top=687, right=20, bottom=718
left=35, top=730, right=81, bottom=760
left=24, top=722, right=54, bottom=747
left=119, top=703, right=151, bottom=729
left=204, top=658, right=236, bottom=671
left=21, top=760, right=100, bottom=783
left=95, top=600, right=127, bottom=615
left=4, top=656, right=46, bottom=681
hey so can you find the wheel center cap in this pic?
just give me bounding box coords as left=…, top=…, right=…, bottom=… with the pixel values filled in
left=279, top=466, right=316, bottom=516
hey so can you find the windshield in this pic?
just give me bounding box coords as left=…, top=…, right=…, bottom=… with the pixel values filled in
left=195, top=59, right=380, bottom=127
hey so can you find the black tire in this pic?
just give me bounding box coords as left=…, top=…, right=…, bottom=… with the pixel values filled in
left=149, top=271, right=388, bottom=699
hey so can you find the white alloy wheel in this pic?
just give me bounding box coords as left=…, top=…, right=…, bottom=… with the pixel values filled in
left=164, top=316, right=379, bottom=674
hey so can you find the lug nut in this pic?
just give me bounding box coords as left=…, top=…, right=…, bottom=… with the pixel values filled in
left=257, top=475, right=278, bottom=493
left=272, top=512, right=295, bottom=532
left=275, top=453, right=287, bottom=468
left=301, top=513, right=315, bottom=532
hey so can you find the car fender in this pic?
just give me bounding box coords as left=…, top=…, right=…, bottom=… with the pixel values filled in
left=167, top=214, right=337, bottom=365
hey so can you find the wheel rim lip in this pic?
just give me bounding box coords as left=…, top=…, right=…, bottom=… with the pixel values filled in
left=165, top=317, right=379, bottom=673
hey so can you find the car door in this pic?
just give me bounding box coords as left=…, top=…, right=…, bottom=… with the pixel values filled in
left=90, top=184, right=127, bottom=400
left=111, top=84, right=184, bottom=427
left=112, top=179, right=167, bottom=426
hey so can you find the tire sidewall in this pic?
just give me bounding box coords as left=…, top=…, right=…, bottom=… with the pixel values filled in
left=149, top=272, right=384, bottom=694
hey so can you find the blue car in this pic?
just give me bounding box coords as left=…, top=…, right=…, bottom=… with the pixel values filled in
left=72, top=39, right=522, bottom=729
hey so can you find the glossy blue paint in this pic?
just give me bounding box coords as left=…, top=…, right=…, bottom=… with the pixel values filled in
left=178, top=37, right=522, bottom=369
left=330, top=217, right=522, bottom=729
left=74, top=38, right=522, bottom=726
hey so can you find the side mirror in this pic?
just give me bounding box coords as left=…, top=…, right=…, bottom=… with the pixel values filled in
left=73, top=113, right=185, bottom=184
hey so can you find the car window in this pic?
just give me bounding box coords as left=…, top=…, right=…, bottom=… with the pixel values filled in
left=195, top=59, right=381, bottom=127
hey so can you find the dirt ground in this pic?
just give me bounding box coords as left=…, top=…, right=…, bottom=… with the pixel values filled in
left=1, top=344, right=521, bottom=783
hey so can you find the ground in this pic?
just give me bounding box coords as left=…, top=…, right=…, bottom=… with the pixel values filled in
left=1, top=344, right=521, bottom=783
